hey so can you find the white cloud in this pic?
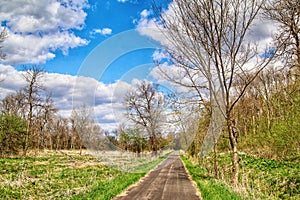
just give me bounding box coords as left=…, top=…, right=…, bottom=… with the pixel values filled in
left=117, top=0, right=138, bottom=4
left=152, top=50, right=168, bottom=62
left=140, top=9, right=150, bottom=18
left=0, top=64, right=132, bottom=131
left=90, top=28, right=112, bottom=36
left=3, top=29, right=88, bottom=64
left=136, top=9, right=168, bottom=47
left=0, top=0, right=89, bottom=64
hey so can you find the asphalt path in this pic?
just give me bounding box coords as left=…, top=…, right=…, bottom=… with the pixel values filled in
left=114, top=152, right=201, bottom=200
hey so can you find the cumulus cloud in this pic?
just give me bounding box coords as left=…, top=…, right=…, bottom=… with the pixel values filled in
left=3, top=30, right=88, bottom=64
left=136, top=9, right=167, bottom=45
left=0, top=0, right=89, bottom=64
left=0, top=64, right=132, bottom=131
left=90, top=28, right=112, bottom=36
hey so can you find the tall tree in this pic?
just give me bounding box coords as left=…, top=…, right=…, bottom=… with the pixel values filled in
left=124, top=81, right=166, bottom=155
left=156, top=0, right=274, bottom=187
left=21, top=66, right=46, bottom=156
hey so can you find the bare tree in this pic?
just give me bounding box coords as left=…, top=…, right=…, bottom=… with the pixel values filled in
left=70, top=104, right=100, bottom=154
left=156, top=0, right=274, bottom=187
left=33, top=95, right=57, bottom=150
left=264, top=0, right=300, bottom=75
left=48, top=116, right=70, bottom=150
left=21, top=66, right=46, bottom=156
left=1, top=91, right=27, bottom=118
left=124, top=81, right=166, bottom=155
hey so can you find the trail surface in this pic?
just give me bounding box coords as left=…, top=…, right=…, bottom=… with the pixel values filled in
left=114, top=152, right=201, bottom=200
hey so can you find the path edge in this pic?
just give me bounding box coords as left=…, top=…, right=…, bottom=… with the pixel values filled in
left=180, top=153, right=203, bottom=200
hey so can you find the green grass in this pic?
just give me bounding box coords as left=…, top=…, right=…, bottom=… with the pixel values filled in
left=181, top=155, right=243, bottom=200
left=0, top=150, right=171, bottom=200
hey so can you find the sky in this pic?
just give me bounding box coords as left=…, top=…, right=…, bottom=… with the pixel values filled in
left=1, top=0, right=171, bottom=76
left=0, top=0, right=173, bottom=130
left=0, top=0, right=275, bottom=131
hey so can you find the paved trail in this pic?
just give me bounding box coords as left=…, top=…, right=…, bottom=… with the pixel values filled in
left=114, top=152, right=201, bottom=200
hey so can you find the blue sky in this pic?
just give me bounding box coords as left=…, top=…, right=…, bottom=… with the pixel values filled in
left=38, top=0, right=170, bottom=82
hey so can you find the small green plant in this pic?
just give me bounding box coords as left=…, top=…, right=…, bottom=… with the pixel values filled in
left=239, top=154, right=300, bottom=199
left=181, top=155, right=243, bottom=200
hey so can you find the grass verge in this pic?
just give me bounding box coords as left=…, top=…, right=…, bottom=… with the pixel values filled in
left=182, top=152, right=300, bottom=199
left=181, top=155, right=243, bottom=200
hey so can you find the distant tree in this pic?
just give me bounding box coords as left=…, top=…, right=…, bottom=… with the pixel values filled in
left=70, top=104, right=102, bottom=154
left=32, top=94, right=57, bottom=150
left=124, top=81, right=166, bottom=155
left=0, top=84, right=57, bottom=152
left=1, top=91, right=27, bottom=118
left=0, top=114, right=27, bottom=156
left=119, top=127, right=147, bottom=156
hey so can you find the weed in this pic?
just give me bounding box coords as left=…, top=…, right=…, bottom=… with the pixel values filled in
left=181, top=155, right=243, bottom=200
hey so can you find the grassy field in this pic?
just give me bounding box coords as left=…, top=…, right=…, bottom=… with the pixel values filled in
left=181, top=153, right=300, bottom=200
left=0, top=150, right=171, bottom=200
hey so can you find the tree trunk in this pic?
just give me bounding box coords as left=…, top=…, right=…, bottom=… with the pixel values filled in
left=227, top=118, right=239, bottom=188
left=213, top=143, right=219, bottom=179
left=22, top=124, right=30, bottom=157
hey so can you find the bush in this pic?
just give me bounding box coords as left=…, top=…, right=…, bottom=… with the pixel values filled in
left=0, top=114, right=27, bottom=156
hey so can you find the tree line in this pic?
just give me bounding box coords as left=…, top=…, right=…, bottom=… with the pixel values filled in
left=0, top=65, right=175, bottom=157
left=0, top=66, right=90, bottom=156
